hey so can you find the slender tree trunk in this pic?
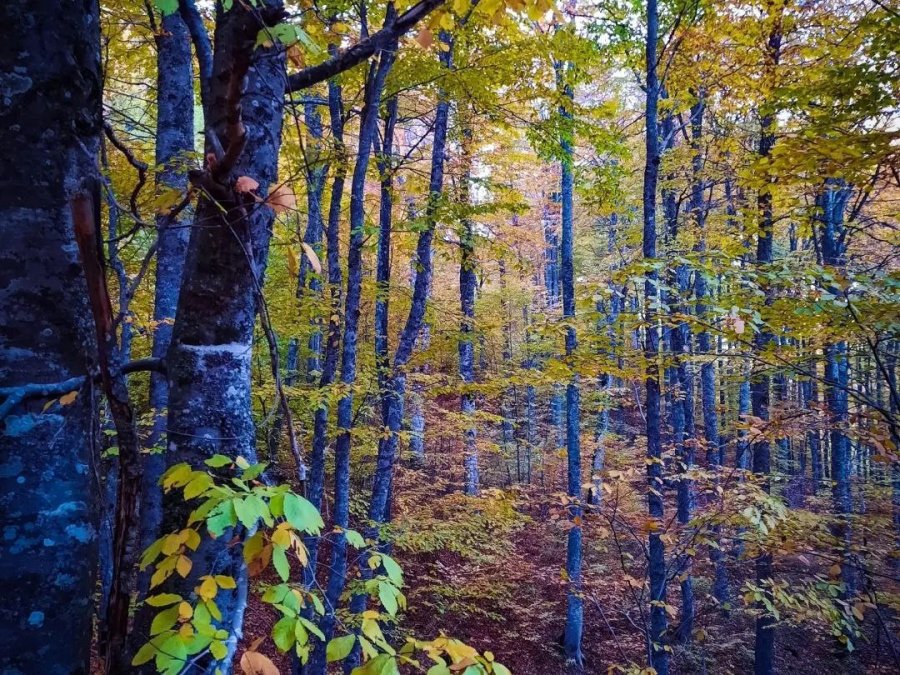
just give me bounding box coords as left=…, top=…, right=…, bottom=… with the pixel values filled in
left=643, top=1, right=669, bottom=670
left=817, top=180, right=855, bottom=595
left=592, top=215, right=621, bottom=505
left=310, top=34, right=397, bottom=675
left=752, top=11, right=783, bottom=673
left=368, top=33, right=452, bottom=531
left=556, top=65, right=584, bottom=672
left=690, top=94, right=730, bottom=608
left=0, top=1, right=101, bottom=671
left=138, top=2, right=195, bottom=602
left=459, top=124, right=479, bottom=496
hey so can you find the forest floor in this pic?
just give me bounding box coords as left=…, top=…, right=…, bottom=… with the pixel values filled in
left=229, top=389, right=900, bottom=674
left=238, top=434, right=900, bottom=674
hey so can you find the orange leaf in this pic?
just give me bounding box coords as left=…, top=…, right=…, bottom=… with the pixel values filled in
left=235, top=176, right=260, bottom=193
left=240, top=650, right=278, bottom=675
left=59, top=390, right=78, bottom=405
left=268, top=184, right=297, bottom=214
left=416, top=27, right=434, bottom=49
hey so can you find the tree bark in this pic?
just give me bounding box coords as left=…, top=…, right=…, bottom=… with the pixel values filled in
left=0, top=1, right=102, bottom=672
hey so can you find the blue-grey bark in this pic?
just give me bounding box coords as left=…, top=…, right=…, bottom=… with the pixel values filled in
left=375, top=96, right=399, bottom=385
left=368, top=34, right=452, bottom=531
left=160, top=4, right=287, bottom=671
left=544, top=200, right=561, bottom=308
left=557, top=68, right=584, bottom=672
left=546, top=194, right=565, bottom=451
left=737, top=374, right=752, bottom=470
left=311, top=35, right=397, bottom=675
left=139, top=4, right=195, bottom=597
left=498, top=259, right=518, bottom=480
left=689, top=95, right=730, bottom=607
left=802, top=377, right=823, bottom=488
left=816, top=179, right=855, bottom=595
left=299, top=78, right=346, bottom=674
left=301, top=96, right=328, bottom=376
left=459, top=125, right=479, bottom=496
left=643, top=1, right=669, bottom=671
left=308, top=75, right=346, bottom=523
left=752, top=13, right=783, bottom=673
left=0, top=1, right=101, bottom=672
left=592, top=215, right=621, bottom=505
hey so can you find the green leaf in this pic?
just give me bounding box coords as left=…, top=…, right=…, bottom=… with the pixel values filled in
left=150, top=605, right=180, bottom=636
left=273, top=544, right=290, bottom=581
left=326, top=634, right=356, bottom=663
left=344, top=528, right=366, bottom=549
left=380, top=554, right=403, bottom=586
left=205, top=454, right=233, bottom=468
left=492, top=663, right=512, bottom=675
left=184, top=473, right=213, bottom=499
left=352, top=654, right=399, bottom=675
left=283, top=493, right=324, bottom=534
left=273, top=616, right=296, bottom=652
left=234, top=496, right=260, bottom=529
left=298, top=616, right=325, bottom=642
left=154, top=0, right=179, bottom=16
left=145, top=593, right=182, bottom=607
left=207, top=501, right=236, bottom=536
left=378, top=581, right=398, bottom=617
left=131, top=641, right=157, bottom=666
left=242, top=462, right=267, bottom=481
left=210, top=640, right=228, bottom=660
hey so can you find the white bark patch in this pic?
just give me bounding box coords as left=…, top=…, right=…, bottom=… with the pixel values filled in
left=178, top=342, right=252, bottom=358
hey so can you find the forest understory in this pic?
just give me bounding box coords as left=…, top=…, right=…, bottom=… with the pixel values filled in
left=2, top=0, right=899, bottom=674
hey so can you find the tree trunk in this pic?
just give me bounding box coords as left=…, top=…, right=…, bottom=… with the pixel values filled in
left=160, top=4, right=287, bottom=670
left=459, top=124, right=479, bottom=496
left=139, top=2, right=195, bottom=602
left=643, top=2, right=669, bottom=669
left=752, top=12, right=783, bottom=673
left=311, top=36, right=397, bottom=675
left=0, top=1, right=101, bottom=671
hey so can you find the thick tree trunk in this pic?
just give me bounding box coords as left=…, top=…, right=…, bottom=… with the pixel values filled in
left=160, top=5, right=287, bottom=671
left=0, top=2, right=101, bottom=672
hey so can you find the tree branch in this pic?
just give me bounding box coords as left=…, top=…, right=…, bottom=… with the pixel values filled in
left=286, top=0, right=445, bottom=92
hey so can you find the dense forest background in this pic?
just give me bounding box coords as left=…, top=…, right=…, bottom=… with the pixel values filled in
left=1, top=0, right=899, bottom=673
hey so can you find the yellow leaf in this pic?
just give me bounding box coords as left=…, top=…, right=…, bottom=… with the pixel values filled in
left=215, top=574, right=236, bottom=589
left=178, top=601, right=193, bottom=620
left=176, top=555, right=192, bottom=578
left=271, top=527, right=291, bottom=548
left=197, top=575, right=218, bottom=601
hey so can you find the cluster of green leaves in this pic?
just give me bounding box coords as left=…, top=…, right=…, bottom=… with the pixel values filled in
left=133, top=454, right=325, bottom=673
left=134, top=455, right=511, bottom=674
